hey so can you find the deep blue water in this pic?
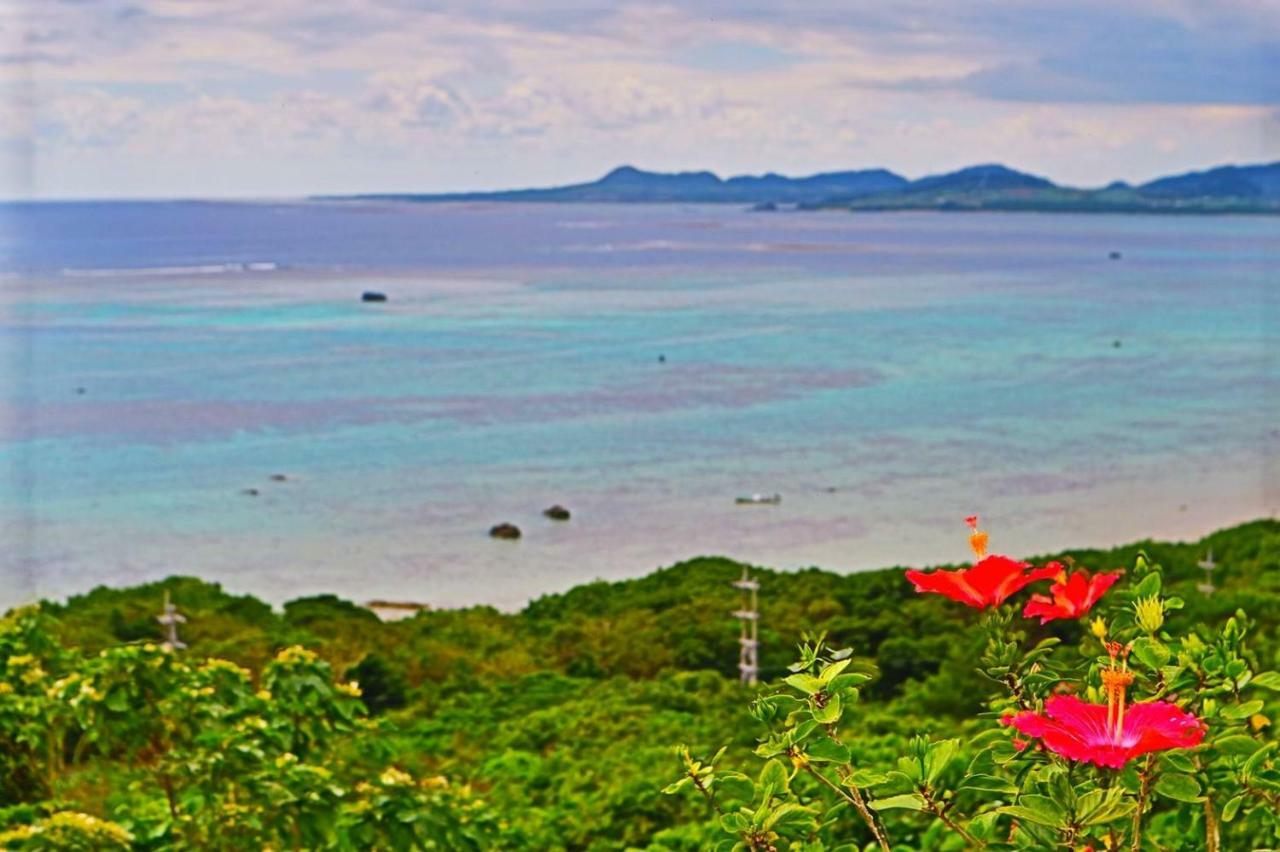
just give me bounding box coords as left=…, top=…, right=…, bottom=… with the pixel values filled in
left=1, top=201, right=1276, bottom=609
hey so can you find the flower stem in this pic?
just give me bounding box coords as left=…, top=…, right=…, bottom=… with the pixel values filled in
left=920, top=786, right=986, bottom=848
left=802, top=764, right=891, bottom=851
left=1202, top=793, right=1220, bottom=852
left=690, top=773, right=723, bottom=816
left=1130, top=754, right=1155, bottom=852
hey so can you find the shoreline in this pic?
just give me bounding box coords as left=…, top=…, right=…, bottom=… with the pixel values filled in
left=8, top=508, right=1271, bottom=616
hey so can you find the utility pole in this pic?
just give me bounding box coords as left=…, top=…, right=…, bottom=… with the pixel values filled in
left=732, top=567, right=759, bottom=685
left=1197, top=549, right=1217, bottom=596
left=157, top=590, right=187, bottom=650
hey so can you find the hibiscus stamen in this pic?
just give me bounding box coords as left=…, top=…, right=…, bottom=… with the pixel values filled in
left=1101, top=642, right=1135, bottom=743
left=966, top=515, right=989, bottom=559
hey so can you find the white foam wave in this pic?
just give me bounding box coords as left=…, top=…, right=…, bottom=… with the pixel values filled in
left=60, top=261, right=279, bottom=278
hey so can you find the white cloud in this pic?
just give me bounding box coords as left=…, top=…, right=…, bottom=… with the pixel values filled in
left=4, top=0, right=1277, bottom=197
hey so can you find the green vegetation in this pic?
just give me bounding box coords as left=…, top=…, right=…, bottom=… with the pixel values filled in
left=3, top=520, right=1278, bottom=848
left=827, top=185, right=1280, bottom=215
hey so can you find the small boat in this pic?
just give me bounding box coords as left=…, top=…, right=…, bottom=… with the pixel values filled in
left=735, top=493, right=781, bottom=505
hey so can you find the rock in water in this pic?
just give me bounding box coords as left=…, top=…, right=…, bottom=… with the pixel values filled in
left=1109, top=251, right=1122, bottom=260
left=489, top=523, right=521, bottom=540
left=361, top=291, right=388, bottom=303
left=270, top=473, right=289, bottom=482
left=543, top=505, right=571, bottom=521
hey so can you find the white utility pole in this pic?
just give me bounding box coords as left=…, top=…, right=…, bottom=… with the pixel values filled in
left=732, top=567, right=759, bottom=685
left=1197, top=549, right=1217, bottom=596
left=157, top=591, right=187, bottom=650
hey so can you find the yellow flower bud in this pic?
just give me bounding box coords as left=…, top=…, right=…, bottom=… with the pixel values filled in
left=1090, top=617, right=1108, bottom=640
left=1134, top=595, right=1165, bottom=635
left=380, top=767, right=413, bottom=786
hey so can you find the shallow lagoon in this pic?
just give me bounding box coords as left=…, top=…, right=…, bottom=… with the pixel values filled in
left=1, top=202, right=1276, bottom=608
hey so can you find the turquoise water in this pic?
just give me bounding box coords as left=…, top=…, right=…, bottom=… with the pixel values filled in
left=1, top=203, right=1276, bottom=608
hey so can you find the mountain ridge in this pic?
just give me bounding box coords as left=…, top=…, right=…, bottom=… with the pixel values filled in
left=319, top=160, right=1280, bottom=213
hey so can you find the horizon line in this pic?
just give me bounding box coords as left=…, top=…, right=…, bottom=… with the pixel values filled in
left=4, top=156, right=1277, bottom=204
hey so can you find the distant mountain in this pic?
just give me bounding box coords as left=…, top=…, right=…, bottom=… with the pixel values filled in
left=825, top=161, right=1280, bottom=214
left=321, top=161, right=1280, bottom=214
left=907, top=163, right=1055, bottom=193
left=1137, top=162, right=1280, bottom=200
left=334, top=165, right=907, bottom=205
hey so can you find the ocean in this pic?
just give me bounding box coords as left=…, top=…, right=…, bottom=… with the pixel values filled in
left=1, top=201, right=1276, bottom=610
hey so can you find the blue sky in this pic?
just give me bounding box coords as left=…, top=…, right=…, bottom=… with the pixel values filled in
left=2, top=0, right=1277, bottom=198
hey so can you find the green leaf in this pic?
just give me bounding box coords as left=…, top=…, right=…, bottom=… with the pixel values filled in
left=1154, top=773, right=1202, bottom=803
left=662, top=777, right=693, bottom=795
left=1213, top=735, right=1264, bottom=756
left=819, top=659, right=851, bottom=684
left=1222, top=700, right=1264, bottom=720
left=1250, top=671, right=1280, bottom=691
left=715, top=772, right=755, bottom=804
left=1160, top=751, right=1196, bottom=773
left=1046, top=769, right=1075, bottom=810
left=811, top=693, right=842, bottom=725
left=754, top=735, right=788, bottom=759
left=1130, top=637, right=1171, bottom=670
left=895, top=755, right=923, bottom=784
left=826, top=672, right=871, bottom=693
left=791, top=720, right=819, bottom=744
left=869, top=794, right=924, bottom=812
left=968, top=811, right=1000, bottom=841
left=806, top=736, right=851, bottom=764
left=1074, top=789, right=1104, bottom=822
left=720, top=811, right=750, bottom=834
left=784, top=673, right=825, bottom=695
left=1023, top=637, right=1061, bottom=663
left=924, top=739, right=959, bottom=785
left=958, top=774, right=1019, bottom=795
left=1242, top=742, right=1275, bottom=779
left=1077, top=788, right=1135, bottom=826
left=763, top=802, right=814, bottom=832
left=1221, top=794, right=1244, bottom=822
left=1133, top=572, right=1161, bottom=599
left=1000, top=795, right=1065, bottom=827
left=105, top=687, right=130, bottom=713
left=758, top=759, right=790, bottom=799
left=846, top=768, right=887, bottom=787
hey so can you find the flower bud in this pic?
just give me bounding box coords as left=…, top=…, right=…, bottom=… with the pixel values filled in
left=1090, top=617, right=1108, bottom=640
left=1134, top=595, right=1165, bottom=634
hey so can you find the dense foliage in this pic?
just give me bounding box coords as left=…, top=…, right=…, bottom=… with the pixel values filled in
left=2, top=520, right=1278, bottom=849
left=666, top=547, right=1279, bottom=850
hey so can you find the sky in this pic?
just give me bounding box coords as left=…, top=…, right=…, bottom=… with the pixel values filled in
left=2, top=0, right=1278, bottom=199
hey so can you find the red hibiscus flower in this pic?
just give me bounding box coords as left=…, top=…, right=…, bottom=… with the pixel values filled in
left=904, top=516, right=1059, bottom=609
left=1004, top=694, right=1204, bottom=769
left=1003, top=643, right=1204, bottom=768
left=1022, top=569, right=1121, bottom=624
